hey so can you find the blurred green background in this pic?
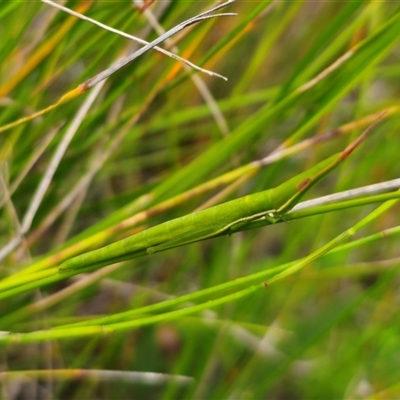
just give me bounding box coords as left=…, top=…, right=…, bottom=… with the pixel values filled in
left=1, top=1, right=400, bottom=399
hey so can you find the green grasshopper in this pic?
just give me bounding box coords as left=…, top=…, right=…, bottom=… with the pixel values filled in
left=59, top=129, right=371, bottom=273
